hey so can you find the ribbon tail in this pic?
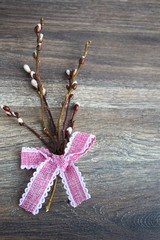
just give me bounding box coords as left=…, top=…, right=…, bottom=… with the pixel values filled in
left=60, top=163, right=91, bottom=208
left=19, top=159, right=59, bottom=215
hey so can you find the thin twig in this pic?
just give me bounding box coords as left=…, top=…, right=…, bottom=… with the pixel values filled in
left=23, top=122, right=53, bottom=150
left=35, top=18, right=56, bottom=148
left=1, top=105, right=53, bottom=150
left=36, top=59, right=45, bottom=129
left=43, top=95, right=57, bottom=137
left=57, top=41, right=91, bottom=152
left=71, top=40, right=91, bottom=84
left=35, top=17, right=46, bottom=129
left=61, top=95, right=72, bottom=154
left=57, top=89, right=73, bottom=152
left=46, top=176, right=58, bottom=212
left=71, top=110, right=76, bottom=125
left=43, top=96, right=57, bottom=153
left=37, top=70, right=56, bottom=145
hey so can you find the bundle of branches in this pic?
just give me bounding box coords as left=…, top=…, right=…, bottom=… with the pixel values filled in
left=1, top=18, right=92, bottom=213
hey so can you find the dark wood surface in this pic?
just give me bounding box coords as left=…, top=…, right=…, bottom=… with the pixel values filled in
left=1, top=0, right=160, bottom=239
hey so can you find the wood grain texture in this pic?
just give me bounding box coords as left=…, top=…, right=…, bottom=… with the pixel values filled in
left=1, top=0, right=160, bottom=239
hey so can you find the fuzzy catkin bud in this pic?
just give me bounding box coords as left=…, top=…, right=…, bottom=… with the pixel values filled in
left=39, top=33, right=43, bottom=43
left=24, top=64, right=31, bottom=73
left=1, top=105, right=10, bottom=112
left=30, top=71, right=36, bottom=79
left=35, top=24, right=41, bottom=33
left=42, top=88, right=47, bottom=96
left=66, top=69, right=72, bottom=80
left=72, top=69, right=77, bottom=76
left=74, top=102, right=80, bottom=111
left=72, top=81, right=78, bottom=90
left=18, top=118, right=24, bottom=125
left=79, top=56, right=85, bottom=64
left=33, top=50, right=37, bottom=59
left=43, top=128, right=49, bottom=135
left=37, top=43, right=42, bottom=51
left=6, top=112, right=12, bottom=116
left=66, top=69, right=70, bottom=76
left=31, top=79, right=38, bottom=89
left=66, top=127, right=72, bottom=136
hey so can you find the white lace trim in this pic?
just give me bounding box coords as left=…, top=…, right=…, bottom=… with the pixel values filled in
left=59, top=168, right=76, bottom=207
left=64, top=132, right=96, bottom=162
left=22, top=147, right=51, bottom=159
left=64, top=131, right=78, bottom=157
left=59, top=163, right=91, bottom=208
left=21, top=165, right=38, bottom=169
left=19, top=160, right=59, bottom=215
left=22, top=147, right=39, bottom=153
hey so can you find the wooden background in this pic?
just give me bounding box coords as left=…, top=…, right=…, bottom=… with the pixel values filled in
left=1, top=0, right=160, bottom=239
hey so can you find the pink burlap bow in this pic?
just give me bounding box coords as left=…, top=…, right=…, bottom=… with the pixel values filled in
left=19, top=132, right=96, bottom=215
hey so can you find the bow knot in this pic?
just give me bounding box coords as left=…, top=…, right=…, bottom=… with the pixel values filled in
left=52, top=155, right=69, bottom=172
left=19, top=132, right=95, bottom=215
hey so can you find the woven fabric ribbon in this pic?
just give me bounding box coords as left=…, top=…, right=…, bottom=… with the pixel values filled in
left=19, top=132, right=96, bottom=215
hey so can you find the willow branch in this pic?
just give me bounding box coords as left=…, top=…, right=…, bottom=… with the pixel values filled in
left=46, top=176, right=58, bottom=212
left=43, top=96, right=56, bottom=137
left=23, top=122, right=53, bottom=150
left=43, top=96, right=57, bottom=153
left=57, top=41, right=91, bottom=152
left=70, top=110, right=76, bottom=128
left=34, top=18, right=56, bottom=149
left=57, top=89, right=73, bottom=152
left=1, top=105, right=53, bottom=150
left=71, top=40, right=91, bottom=84
left=61, top=95, right=72, bottom=154
left=35, top=18, right=46, bottom=129
left=36, top=57, right=45, bottom=129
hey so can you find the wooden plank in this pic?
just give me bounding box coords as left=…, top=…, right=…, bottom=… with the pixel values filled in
left=1, top=0, right=160, bottom=239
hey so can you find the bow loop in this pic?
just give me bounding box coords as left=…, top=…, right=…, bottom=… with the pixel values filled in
left=19, top=132, right=96, bottom=215
left=64, top=132, right=96, bottom=162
